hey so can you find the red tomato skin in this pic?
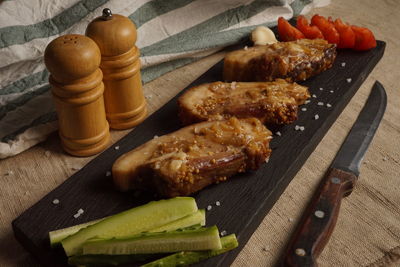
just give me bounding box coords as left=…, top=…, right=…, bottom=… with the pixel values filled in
left=296, top=15, right=324, bottom=39
left=351, top=26, right=377, bottom=51
left=311, top=14, right=340, bottom=45
left=334, top=19, right=355, bottom=49
left=278, top=17, right=305, bottom=41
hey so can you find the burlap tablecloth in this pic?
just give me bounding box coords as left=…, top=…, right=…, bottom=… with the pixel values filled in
left=1, top=0, right=399, bottom=266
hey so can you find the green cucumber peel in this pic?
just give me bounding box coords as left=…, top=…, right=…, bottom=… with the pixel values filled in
left=141, top=234, right=239, bottom=267
left=62, top=197, right=198, bottom=256
left=81, top=226, right=222, bottom=255
left=50, top=209, right=205, bottom=247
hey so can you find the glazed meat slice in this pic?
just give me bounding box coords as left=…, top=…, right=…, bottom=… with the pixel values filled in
left=112, top=117, right=272, bottom=197
left=224, top=39, right=336, bottom=82
left=178, top=79, right=310, bottom=126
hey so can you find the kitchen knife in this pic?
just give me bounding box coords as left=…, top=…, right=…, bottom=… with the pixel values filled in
left=283, top=81, right=387, bottom=267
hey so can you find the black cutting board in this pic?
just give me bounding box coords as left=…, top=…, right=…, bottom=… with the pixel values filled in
left=13, top=41, right=385, bottom=267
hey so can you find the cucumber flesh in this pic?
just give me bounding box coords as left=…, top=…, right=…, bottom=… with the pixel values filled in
left=49, top=218, right=105, bottom=247
left=50, top=209, right=205, bottom=247
left=141, top=234, right=238, bottom=267
left=150, top=209, right=205, bottom=233
left=62, top=197, right=198, bottom=256
left=82, top=226, right=222, bottom=255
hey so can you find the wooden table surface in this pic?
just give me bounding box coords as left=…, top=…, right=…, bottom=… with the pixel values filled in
left=1, top=0, right=399, bottom=266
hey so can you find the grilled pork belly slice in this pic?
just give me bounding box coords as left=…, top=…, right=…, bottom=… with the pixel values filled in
left=178, top=79, right=310, bottom=126
left=224, top=39, right=336, bottom=82
left=112, top=117, right=272, bottom=197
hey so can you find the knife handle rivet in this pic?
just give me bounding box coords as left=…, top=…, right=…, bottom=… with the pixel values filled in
left=314, top=210, right=325, bottom=218
left=331, top=177, right=341, bottom=184
left=295, top=248, right=306, bottom=257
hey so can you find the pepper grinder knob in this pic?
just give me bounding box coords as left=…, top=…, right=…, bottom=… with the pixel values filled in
left=102, top=8, right=112, bottom=20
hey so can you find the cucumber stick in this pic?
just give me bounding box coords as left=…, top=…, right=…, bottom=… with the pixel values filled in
left=50, top=209, right=205, bottom=247
left=150, top=209, right=205, bottom=232
left=49, top=218, right=105, bottom=247
left=62, top=197, right=197, bottom=256
left=68, top=234, right=237, bottom=267
left=141, top=234, right=238, bottom=267
left=82, top=226, right=222, bottom=255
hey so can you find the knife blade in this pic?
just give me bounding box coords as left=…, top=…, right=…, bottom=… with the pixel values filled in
left=283, top=81, right=387, bottom=267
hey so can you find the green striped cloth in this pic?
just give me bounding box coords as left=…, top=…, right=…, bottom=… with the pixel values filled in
left=0, top=0, right=329, bottom=158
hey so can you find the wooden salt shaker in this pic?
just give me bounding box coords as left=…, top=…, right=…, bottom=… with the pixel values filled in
left=44, top=34, right=110, bottom=156
left=86, top=8, right=147, bottom=129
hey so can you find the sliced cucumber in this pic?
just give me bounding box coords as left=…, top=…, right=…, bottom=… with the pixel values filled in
left=150, top=209, right=205, bottom=232
left=141, top=234, right=238, bottom=267
left=50, top=218, right=105, bottom=247
left=82, top=226, right=222, bottom=255
left=68, top=234, right=237, bottom=267
left=62, top=197, right=198, bottom=256
left=50, top=209, right=205, bottom=247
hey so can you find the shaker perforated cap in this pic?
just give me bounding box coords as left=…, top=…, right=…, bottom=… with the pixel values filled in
left=44, top=34, right=101, bottom=83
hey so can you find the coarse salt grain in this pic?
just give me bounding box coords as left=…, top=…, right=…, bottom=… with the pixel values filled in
left=295, top=125, right=300, bottom=131
left=265, top=157, right=270, bottom=163
left=341, top=62, right=346, bottom=67
left=220, top=230, right=227, bottom=236
left=231, top=81, right=237, bottom=89
left=301, top=107, right=307, bottom=111
left=314, top=114, right=320, bottom=120
left=317, top=102, right=324, bottom=106
left=305, top=100, right=311, bottom=104
left=319, top=87, right=323, bottom=91
left=326, top=103, right=332, bottom=108
left=207, top=205, right=212, bottom=211
left=52, top=199, right=60, bottom=205
left=106, top=171, right=111, bottom=177
left=216, top=201, right=221, bottom=206
left=244, top=46, right=248, bottom=50
left=288, top=218, right=294, bottom=222
left=276, top=131, right=282, bottom=136
left=299, top=126, right=305, bottom=131
left=346, top=78, right=352, bottom=83
left=115, top=146, right=120, bottom=150
left=153, top=135, right=159, bottom=139
left=73, top=213, right=80, bottom=218
left=330, top=90, right=334, bottom=93
left=312, top=94, right=317, bottom=98
left=78, top=209, right=84, bottom=214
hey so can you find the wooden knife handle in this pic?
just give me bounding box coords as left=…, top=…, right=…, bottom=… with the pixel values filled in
left=282, top=167, right=357, bottom=267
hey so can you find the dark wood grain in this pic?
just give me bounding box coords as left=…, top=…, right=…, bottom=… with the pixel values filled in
left=282, top=168, right=357, bottom=267
left=12, top=41, right=385, bottom=267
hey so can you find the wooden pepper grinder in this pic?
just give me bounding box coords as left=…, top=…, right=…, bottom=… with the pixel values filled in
left=44, top=34, right=110, bottom=156
left=86, top=8, right=147, bottom=129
